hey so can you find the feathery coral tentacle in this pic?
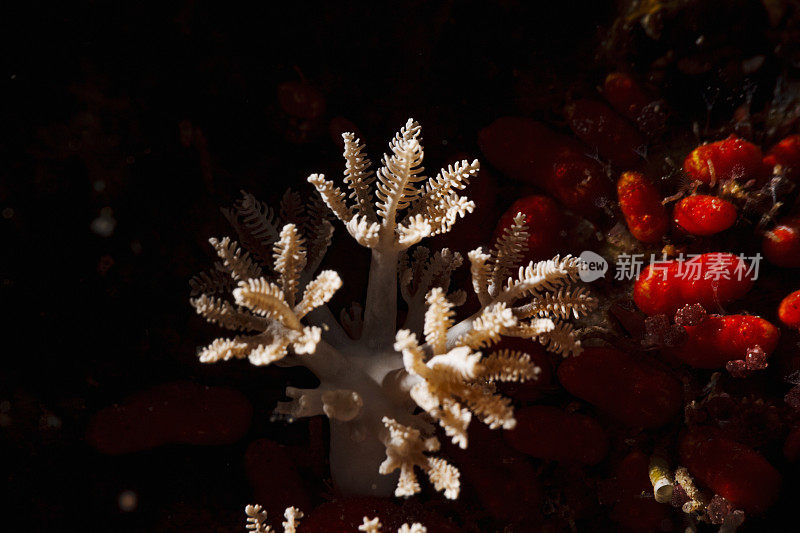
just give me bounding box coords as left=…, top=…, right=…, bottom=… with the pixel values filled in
left=375, top=118, right=425, bottom=233
left=343, top=132, right=377, bottom=222
left=477, top=349, right=541, bottom=382
left=467, top=248, right=493, bottom=306
left=499, top=254, right=584, bottom=304
left=210, top=236, right=263, bottom=281
left=233, top=277, right=302, bottom=330
left=308, top=173, right=354, bottom=224
left=282, top=507, right=303, bottom=533
left=489, top=213, right=529, bottom=296
left=294, top=270, right=342, bottom=319
left=273, top=224, right=307, bottom=307
left=280, top=189, right=307, bottom=227
left=423, top=288, right=454, bottom=355
left=458, top=302, right=517, bottom=349
left=191, top=294, right=268, bottom=331
left=198, top=337, right=252, bottom=363
left=245, top=504, right=273, bottom=533
left=537, top=319, right=583, bottom=356
left=513, top=286, right=598, bottom=319
left=404, top=159, right=480, bottom=236
left=190, top=262, right=237, bottom=297
left=379, top=416, right=458, bottom=499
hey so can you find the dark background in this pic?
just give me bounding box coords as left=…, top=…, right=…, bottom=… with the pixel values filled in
left=3, top=0, right=795, bottom=530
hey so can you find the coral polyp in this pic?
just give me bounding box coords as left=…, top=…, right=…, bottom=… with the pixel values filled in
left=191, top=119, right=596, bottom=498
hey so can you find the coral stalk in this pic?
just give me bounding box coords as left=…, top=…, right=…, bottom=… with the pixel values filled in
left=191, top=119, right=596, bottom=498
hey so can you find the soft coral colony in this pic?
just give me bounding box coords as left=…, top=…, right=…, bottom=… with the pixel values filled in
left=190, top=119, right=596, bottom=502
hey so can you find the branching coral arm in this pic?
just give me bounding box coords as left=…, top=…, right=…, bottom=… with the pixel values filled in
left=209, top=236, right=263, bottom=281
left=467, top=248, right=492, bottom=306
left=245, top=504, right=273, bottom=533
left=374, top=118, right=424, bottom=236
left=423, top=288, right=454, bottom=355
left=293, top=270, right=342, bottom=320
left=233, top=277, right=301, bottom=331
left=307, top=173, right=354, bottom=225
left=190, top=293, right=269, bottom=331
left=476, top=349, right=540, bottom=382
left=513, top=286, right=598, bottom=319
left=489, top=213, right=529, bottom=296
left=499, top=255, right=584, bottom=303
left=343, top=132, right=377, bottom=222
left=403, top=159, right=480, bottom=236
left=273, top=224, right=307, bottom=308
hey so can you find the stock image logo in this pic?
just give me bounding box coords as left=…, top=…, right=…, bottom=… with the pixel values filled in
left=577, top=251, right=762, bottom=283
left=579, top=250, right=608, bottom=282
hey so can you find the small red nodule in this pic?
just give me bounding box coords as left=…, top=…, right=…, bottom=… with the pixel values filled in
left=778, top=289, right=800, bottom=329
left=633, top=252, right=754, bottom=316
left=679, top=427, right=781, bottom=515
left=565, top=99, right=645, bottom=168
left=665, top=314, right=780, bottom=369
left=557, top=346, right=682, bottom=428
left=478, top=117, right=613, bottom=220
left=617, top=171, right=669, bottom=244
left=763, top=214, right=800, bottom=268
left=683, top=135, right=767, bottom=185
left=504, top=405, right=609, bottom=465
left=673, top=195, right=737, bottom=236
left=764, top=134, right=800, bottom=181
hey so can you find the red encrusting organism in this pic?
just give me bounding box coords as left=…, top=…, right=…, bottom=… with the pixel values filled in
left=602, top=72, right=652, bottom=121
left=676, top=253, right=755, bottom=310
left=679, top=427, right=781, bottom=515
left=616, top=171, right=669, bottom=243
left=763, top=214, right=800, bottom=268
left=672, top=194, right=737, bottom=236
left=778, top=289, right=800, bottom=329
left=557, top=347, right=682, bottom=428
left=478, top=117, right=614, bottom=219
left=601, top=72, right=667, bottom=136
left=633, top=252, right=754, bottom=316
left=504, top=405, right=609, bottom=465
left=245, top=439, right=312, bottom=521
left=763, top=134, right=800, bottom=181
left=445, top=422, right=544, bottom=526
left=683, top=135, right=767, bottom=185
left=301, top=496, right=459, bottom=532
left=565, top=99, right=645, bottom=168
left=784, top=426, right=800, bottom=462
left=665, top=314, right=780, bottom=369
left=86, top=381, right=253, bottom=455
left=633, top=261, right=683, bottom=316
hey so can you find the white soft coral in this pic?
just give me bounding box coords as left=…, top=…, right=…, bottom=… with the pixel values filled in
left=191, top=119, right=597, bottom=498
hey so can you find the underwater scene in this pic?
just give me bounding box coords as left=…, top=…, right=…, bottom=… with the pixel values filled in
left=6, top=1, right=800, bottom=531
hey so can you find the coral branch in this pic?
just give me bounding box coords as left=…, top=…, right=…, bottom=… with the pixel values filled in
left=294, top=270, right=342, bottom=319
left=379, top=416, right=459, bottom=499
left=273, top=224, right=307, bottom=307
left=375, top=119, right=424, bottom=233
left=190, top=294, right=268, bottom=331
left=343, top=132, right=377, bottom=222
left=489, top=213, right=529, bottom=296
